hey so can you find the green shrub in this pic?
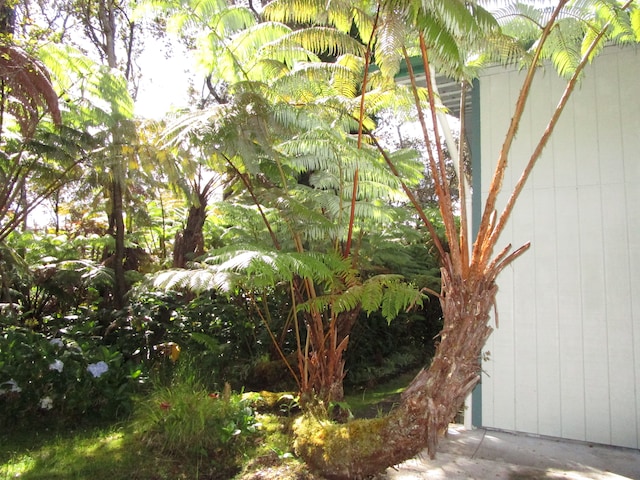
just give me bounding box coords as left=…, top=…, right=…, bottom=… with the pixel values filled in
left=133, top=371, right=259, bottom=479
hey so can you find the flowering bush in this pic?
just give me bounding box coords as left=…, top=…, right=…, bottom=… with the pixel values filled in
left=0, top=326, right=144, bottom=427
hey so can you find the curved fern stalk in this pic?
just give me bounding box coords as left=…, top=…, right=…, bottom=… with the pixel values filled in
left=223, top=153, right=282, bottom=250
left=471, top=0, right=570, bottom=272
left=481, top=0, right=638, bottom=271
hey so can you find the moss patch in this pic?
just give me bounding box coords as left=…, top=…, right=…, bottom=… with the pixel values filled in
left=293, top=413, right=388, bottom=476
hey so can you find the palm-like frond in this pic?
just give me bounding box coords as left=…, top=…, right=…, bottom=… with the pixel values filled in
left=375, top=5, right=412, bottom=79
left=263, top=0, right=365, bottom=32
left=205, top=245, right=353, bottom=288
left=38, top=43, right=134, bottom=126
left=227, top=22, right=299, bottom=77
left=278, top=27, right=366, bottom=58
left=414, top=12, right=465, bottom=78
left=137, top=0, right=254, bottom=35
left=0, top=43, right=61, bottom=137
left=153, top=267, right=238, bottom=293
left=542, top=17, right=585, bottom=78
left=270, top=64, right=342, bottom=102
left=210, top=6, right=257, bottom=37
left=632, top=8, right=640, bottom=41
left=494, top=0, right=640, bottom=79
left=581, top=0, right=640, bottom=58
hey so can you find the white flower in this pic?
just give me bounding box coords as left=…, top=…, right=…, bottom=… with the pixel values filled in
left=49, top=359, right=64, bottom=372
left=49, top=338, right=64, bottom=348
left=0, top=379, right=21, bottom=395
left=87, top=361, right=109, bottom=378
left=39, top=396, right=54, bottom=410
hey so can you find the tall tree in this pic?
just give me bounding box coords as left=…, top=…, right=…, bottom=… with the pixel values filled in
left=58, top=0, right=142, bottom=308
left=38, top=41, right=137, bottom=308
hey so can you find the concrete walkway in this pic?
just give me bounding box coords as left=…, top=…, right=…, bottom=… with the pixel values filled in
left=382, top=425, right=640, bottom=479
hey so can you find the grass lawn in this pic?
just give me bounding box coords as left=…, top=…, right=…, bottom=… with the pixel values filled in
left=0, top=422, right=194, bottom=480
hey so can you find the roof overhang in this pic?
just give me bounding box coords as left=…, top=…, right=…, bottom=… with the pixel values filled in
left=395, top=57, right=472, bottom=119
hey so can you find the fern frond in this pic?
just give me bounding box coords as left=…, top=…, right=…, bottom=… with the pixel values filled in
left=493, top=2, right=547, bottom=43
left=264, top=0, right=359, bottom=31
left=380, top=278, right=423, bottom=323
left=353, top=5, right=377, bottom=44
left=375, top=8, right=411, bottom=79
left=416, top=13, right=465, bottom=79
left=424, top=0, right=479, bottom=39
left=0, top=43, right=61, bottom=137
left=201, top=246, right=353, bottom=290
left=593, top=0, right=639, bottom=45
left=251, top=58, right=292, bottom=81
left=283, top=27, right=366, bottom=58
left=632, top=9, right=640, bottom=42
left=211, top=6, right=256, bottom=37
left=152, top=267, right=237, bottom=293
left=230, top=21, right=293, bottom=67
left=263, top=0, right=322, bottom=24
left=299, top=274, right=423, bottom=322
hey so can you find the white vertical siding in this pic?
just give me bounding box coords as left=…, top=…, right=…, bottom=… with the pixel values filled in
left=479, top=45, right=640, bottom=449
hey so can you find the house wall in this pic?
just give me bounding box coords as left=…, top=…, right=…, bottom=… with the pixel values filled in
left=478, top=45, right=640, bottom=449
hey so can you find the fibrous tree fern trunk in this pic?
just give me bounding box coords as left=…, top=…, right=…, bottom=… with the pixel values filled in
left=173, top=191, right=207, bottom=268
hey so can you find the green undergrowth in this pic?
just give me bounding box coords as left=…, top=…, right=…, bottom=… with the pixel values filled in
left=0, top=374, right=417, bottom=480
left=0, top=396, right=305, bottom=480
left=0, top=415, right=291, bottom=480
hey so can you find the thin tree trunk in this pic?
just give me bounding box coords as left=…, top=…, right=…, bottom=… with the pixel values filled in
left=112, top=178, right=126, bottom=309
